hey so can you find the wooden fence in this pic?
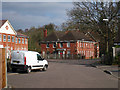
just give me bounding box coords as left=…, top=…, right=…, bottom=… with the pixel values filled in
left=0, top=48, right=6, bottom=89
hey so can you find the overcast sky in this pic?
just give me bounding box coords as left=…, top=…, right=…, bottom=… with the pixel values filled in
left=2, top=2, right=73, bottom=30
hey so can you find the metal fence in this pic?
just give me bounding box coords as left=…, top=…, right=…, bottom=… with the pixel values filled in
left=42, top=54, right=93, bottom=59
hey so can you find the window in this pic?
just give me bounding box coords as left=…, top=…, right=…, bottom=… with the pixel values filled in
left=46, top=43, right=49, bottom=48
left=22, top=38, right=24, bottom=44
left=67, top=51, right=70, bottom=57
left=37, top=54, right=42, bottom=60
left=80, top=42, right=81, bottom=47
left=78, top=42, right=79, bottom=47
left=67, top=42, right=70, bottom=47
left=16, top=38, right=17, bottom=44
left=25, top=39, right=27, bottom=44
left=8, top=35, right=10, bottom=42
left=18, top=38, right=21, bottom=43
left=53, top=42, right=56, bottom=48
left=81, top=43, right=83, bottom=47
left=11, top=47, right=13, bottom=50
left=60, top=42, right=63, bottom=48
left=86, top=43, right=88, bottom=48
left=84, top=43, right=85, bottom=48
left=3, top=35, right=6, bottom=42
left=12, top=36, right=14, bottom=42
left=0, top=34, right=1, bottom=41
left=84, top=51, right=85, bottom=55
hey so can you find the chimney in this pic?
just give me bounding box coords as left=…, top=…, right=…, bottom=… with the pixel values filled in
left=65, top=30, right=69, bottom=34
left=44, top=29, right=47, bottom=38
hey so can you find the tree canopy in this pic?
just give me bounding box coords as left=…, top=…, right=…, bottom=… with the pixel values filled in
left=66, top=1, right=120, bottom=64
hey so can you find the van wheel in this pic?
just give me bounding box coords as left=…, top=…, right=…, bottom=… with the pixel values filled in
left=42, top=66, right=47, bottom=71
left=26, top=67, right=31, bottom=73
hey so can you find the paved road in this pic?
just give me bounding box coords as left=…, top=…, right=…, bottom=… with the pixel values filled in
left=8, top=61, right=118, bottom=88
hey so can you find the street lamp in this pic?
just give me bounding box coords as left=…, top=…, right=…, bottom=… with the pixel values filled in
left=103, top=19, right=109, bottom=22
left=103, top=18, right=109, bottom=53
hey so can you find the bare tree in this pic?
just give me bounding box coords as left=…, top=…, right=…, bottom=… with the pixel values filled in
left=67, top=1, right=120, bottom=64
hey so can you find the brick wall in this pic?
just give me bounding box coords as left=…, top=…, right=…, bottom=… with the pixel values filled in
left=41, top=41, right=99, bottom=59
left=0, top=33, right=28, bottom=58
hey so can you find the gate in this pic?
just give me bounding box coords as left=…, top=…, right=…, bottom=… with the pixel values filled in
left=0, top=48, right=6, bottom=89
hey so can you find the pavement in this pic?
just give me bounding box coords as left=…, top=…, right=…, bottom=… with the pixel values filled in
left=95, top=65, right=119, bottom=79
left=48, top=59, right=120, bottom=79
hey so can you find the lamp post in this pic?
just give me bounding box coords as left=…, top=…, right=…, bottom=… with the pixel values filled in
left=103, top=18, right=109, bottom=53
left=103, top=18, right=110, bottom=64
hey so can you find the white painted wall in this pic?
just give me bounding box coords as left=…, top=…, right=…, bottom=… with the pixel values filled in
left=0, top=21, right=16, bottom=35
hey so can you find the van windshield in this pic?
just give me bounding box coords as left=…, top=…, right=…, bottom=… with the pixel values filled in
left=12, top=52, right=24, bottom=59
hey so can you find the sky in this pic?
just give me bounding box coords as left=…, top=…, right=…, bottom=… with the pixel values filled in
left=2, top=2, right=73, bottom=30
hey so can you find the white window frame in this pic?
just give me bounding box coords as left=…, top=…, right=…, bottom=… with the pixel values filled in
left=25, top=39, right=27, bottom=44
left=8, top=35, right=10, bottom=42
left=60, top=42, right=63, bottom=48
left=67, top=51, right=70, bottom=57
left=0, top=34, right=1, bottom=42
left=81, top=42, right=83, bottom=48
left=53, top=42, right=56, bottom=48
left=12, top=36, right=14, bottom=42
left=18, top=38, right=21, bottom=43
left=22, top=38, right=24, bottom=44
left=80, top=42, right=81, bottom=47
left=3, top=35, right=6, bottom=42
left=78, top=42, right=79, bottom=47
left=16, top=38, right=17, bottom=44
left=67, top=42, right=70, bottom=47
left=46, top=43, right=49, bottom=48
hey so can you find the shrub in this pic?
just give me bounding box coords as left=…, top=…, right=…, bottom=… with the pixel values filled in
left=112, top=52, right=120, bottom=65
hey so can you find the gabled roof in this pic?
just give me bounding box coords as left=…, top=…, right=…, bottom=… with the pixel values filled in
left=0, top=20, right=7, bottom=28
left=61, top=30, right=93, bottom=41
left=44, top=32, right=58, bottom=41
left=0, top=20, right=28, bottom=38
left=42, top=30, right=95, bottom=42
left=0, top=20, right=17, bottom=35
left=43, top=31, right=65, bottom=42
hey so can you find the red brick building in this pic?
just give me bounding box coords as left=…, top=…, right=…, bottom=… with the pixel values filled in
left=40, top=30, right=99, bottom=59
left=0, top=20, right=28, bottom=58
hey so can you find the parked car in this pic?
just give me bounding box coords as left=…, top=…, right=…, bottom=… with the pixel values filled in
left=11, top=50, right=48, bottom=73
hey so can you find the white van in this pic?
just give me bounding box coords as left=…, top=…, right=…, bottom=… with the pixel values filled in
left=11, top=50, right=48, bottom=73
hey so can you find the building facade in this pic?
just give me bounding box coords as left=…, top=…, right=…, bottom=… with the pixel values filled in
left=40, top=30, right=99, bottom=59
left=0, top=20, right=28, bottom=58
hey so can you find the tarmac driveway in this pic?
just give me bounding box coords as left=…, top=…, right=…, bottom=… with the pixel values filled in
left=7, top=61, right=118, bottom=88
